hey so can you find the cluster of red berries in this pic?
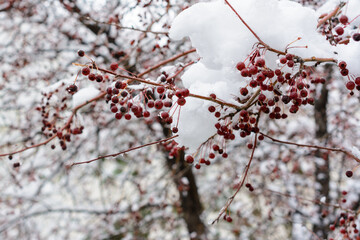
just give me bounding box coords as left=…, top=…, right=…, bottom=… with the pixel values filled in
left=320, top=14, right=360, bottom=45
left=328, top=203, right=359, bottom=239
left=236, top=53, right=317, bottom=120
left=163, top=140, right=183, bottom=158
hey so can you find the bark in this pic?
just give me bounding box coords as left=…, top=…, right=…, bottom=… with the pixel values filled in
left=312, top=65, right=332, bottom=238
left=163, top=127, right=207, bottom=239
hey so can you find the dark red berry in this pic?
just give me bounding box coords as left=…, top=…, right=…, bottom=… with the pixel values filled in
left=88, top=73, right=96, bottom=81
left=240, top=87, right=248, bottom=96
left=353, top=33, right=360, bottom=41
left=82, top=67, right=90, bottom=76
left=77, top=50, right=85, bottom=57
left=346, top=170, right=353, bottom=178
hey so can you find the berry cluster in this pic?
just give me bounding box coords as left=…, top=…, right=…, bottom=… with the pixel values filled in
left=319, top=12, right=360, bottom=45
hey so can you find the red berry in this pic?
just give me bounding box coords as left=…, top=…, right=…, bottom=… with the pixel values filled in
left=287, top=60, right=294, bottom=68
left=77, top=50, right=85, bottom=57
left=339, top=15, right=348, bottom=25
left=186, top=155, right=194, bottom=163
left=329, top=224, right=335, bottom=231
left=147, top=100, right=155, bottom=108
left=355, top=77, right=360, bottom=86
left=110, top=62, right=118, bottom=71
left=124, top=113, right=131, bottom=120
left=241, top=69, right=249, bottom=77
left=340, top=69, right=349, bottom=76
left=285, top=53, right=293, bottom=60
left=338, top=61, right=347, bottom=69
left=157, top=86, right=165, bottom=94
left=154, top=100, right=164, bottom=109
left=258, top=93, right=266, bottom=102
left=115, top=113, right=122, bottom=119
left=346, top=81, right=355, bottom=90
left=143, top=111, right=150, bottom=118
left=82, top=67, right=90, bottom=76
left=335, top=26, right=344, bottom=35
left=280, top=57, right=287, bottom=64
left=353, top=33, right=360, bottom=42
left=177, top=97, right=186, bottom=106
left=236, top=62, right=245, bottom=71
left=195, top=164, right=201, bottom=169
left=240, top=87, right=248, bottom=96
left=255, top=58, right=265, bottom=67
left=88, top=73, right=96, bottom=81
left=210, top=93, right=216, bottom=99
left=160, top=111, right=169, bottom=119
left=226, top=216, right=233, bottom=223
left=208, top=106, right=216, bottom=112
left=346, top=170, right=353, bottom=178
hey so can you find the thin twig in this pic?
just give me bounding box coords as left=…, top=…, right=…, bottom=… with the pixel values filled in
left=0, top=92, right=107, bottom=158
left=138, top=48, right=196, bottom=77
left=87, top=16, right=169, bottom=35
left=260, top=132, right=360, bottom=163
left=71, top=135, right=178, bottom=166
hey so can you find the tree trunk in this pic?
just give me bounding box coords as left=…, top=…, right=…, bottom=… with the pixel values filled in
left=312, top=65, right=332, bottom=238
left=163, top=127, right=207, bottom=239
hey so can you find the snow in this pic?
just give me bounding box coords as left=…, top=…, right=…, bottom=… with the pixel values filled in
left=351, top=146, right=360, bottom=159
left=72, top=86, right=100, bottom=108
left=169, top=0, right=338, bottom=152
